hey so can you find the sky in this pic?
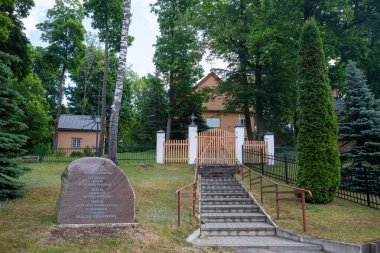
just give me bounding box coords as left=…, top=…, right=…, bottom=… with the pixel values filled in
left=22, top=0, right=226, bottom=78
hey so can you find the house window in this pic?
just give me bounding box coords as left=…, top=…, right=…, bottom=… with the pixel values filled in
left=206, top=118, right=220, bottom=128
left=240, top=118, right=246, bottom=126
left=72, top=138, right=81, bottom=148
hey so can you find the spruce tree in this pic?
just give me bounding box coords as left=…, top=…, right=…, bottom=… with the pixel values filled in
left=0, top=51, right=30, bottom=201
left=297, top=20, right=340, bottom=203
left=340, top=61, right=380, bottom=169
left=339, top=61, right=380, bottom=194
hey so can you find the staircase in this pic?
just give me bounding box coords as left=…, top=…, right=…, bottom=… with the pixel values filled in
left=192, top=167, right=323, bottom=252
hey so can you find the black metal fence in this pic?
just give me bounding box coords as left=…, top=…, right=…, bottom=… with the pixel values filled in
left=11, top=145, right=156, bottom=163
left=243, top=148, right=380, bottom=209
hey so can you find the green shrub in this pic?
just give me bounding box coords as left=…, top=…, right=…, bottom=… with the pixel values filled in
left=297, top=20, right=340, bottom=203
left=83, top=146, right=94, bottom=157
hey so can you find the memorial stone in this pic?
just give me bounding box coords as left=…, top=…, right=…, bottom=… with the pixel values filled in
left=56, top=157, right=135, bottom=225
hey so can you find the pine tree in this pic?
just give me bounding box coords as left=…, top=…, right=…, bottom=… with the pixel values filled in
left=340, top=61, right=380, bottom=169
left=0, top=51, right=30, bottom=201
left=297, top=20, right=340, bottom=203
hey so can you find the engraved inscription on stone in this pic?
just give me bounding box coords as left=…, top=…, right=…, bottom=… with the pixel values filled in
left=56, top=157, right=135, bottom=224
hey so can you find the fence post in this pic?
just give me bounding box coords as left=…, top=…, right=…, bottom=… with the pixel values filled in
left=188, top=124, right=197, bottom=164
left=260, top=148, right=264, bottom=175
left=264, top=132, right=275, bottom=165
left=156, top=130, right=165, bottom=164
left=235, top=125, right=245, bottom=164
left=364, top=167, right=371, bottom=207
left=39, top=147, right=44, bottom=162
left=284, top=154, right=289, bottom=184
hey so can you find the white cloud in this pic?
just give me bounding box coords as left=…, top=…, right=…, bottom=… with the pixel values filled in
left=22, top=0, right=55, bottom=37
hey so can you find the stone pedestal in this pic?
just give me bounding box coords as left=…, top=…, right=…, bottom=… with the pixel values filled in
left=56, top=157, right=135, bottom=225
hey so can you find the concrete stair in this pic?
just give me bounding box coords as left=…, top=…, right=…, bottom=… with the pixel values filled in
left=193, top=171, right=323, bottom=252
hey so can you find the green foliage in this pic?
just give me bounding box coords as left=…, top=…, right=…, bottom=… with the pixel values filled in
left=70, top=151, right=83, bottom=157
left=32, top=46, right=60, bottom=119
left=117, top=69, right=141, bottom=145
left=152, top=0, right=205, bottom=139
left=0, top=0, right=34, bottom=78
left=297, top=20, right=340, bottom=204
left=340, top=61, right=380, bottom=169
left=68, top=41, right=108, bottom=114
left=83, top=145, right=94, bottom=157
left=13, top=73, right=53, bottom=147
left=0, top=52, right=30, bottom=201
left=135, top=75, right=168, bottom=144
left=0, top=0, right=33, bottom=199
left=37, top=0, right=86, bottom=73
left=83, top=0, right=123, bottom=51
left=195, top=0, right=305, bottom=140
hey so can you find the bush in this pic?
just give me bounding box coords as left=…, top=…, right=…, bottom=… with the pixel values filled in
left=297, top=20, right=340, bottom=203
left=83, top=146, right=94, bottom=157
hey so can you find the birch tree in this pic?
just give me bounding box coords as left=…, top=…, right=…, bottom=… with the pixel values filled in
left=84, top=0, right=123, bottom=152
left=108, top=0, right=132, bottom=163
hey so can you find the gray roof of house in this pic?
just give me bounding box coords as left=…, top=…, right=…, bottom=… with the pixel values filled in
left=333, top=98, right=345, bottom=114
left=58, top=114, right=97, bottom=131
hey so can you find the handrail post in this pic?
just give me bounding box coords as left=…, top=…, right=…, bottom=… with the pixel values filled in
left=260, top=176, right=263, bottom=203
left=193, top=184, right=196, bottom=216
left=249, top=170, right=252, bottom=190
left=276, top=184, right=279, bottom=220
left=177, top=192, right=181, bottom=226
left=301, top=191, right=307, bottom=232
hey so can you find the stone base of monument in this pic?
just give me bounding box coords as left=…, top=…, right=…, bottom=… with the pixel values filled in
left=56, top=157, right=136, bottom=226
left=58, top=223, right=139, bottom=228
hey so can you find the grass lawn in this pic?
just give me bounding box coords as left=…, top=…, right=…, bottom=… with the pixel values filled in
left=240, top=172, right=380, bottom=244
left=0, top=161, right=213, bottom=253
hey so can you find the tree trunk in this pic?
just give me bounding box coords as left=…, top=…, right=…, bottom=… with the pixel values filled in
left=166, top=72, right=174, bottom=140
left=52, top=66, right=66, bottom=151
left=100, top=19, right=109, bottom=153
left=108, top=0, right=132, bottom=163
left=255, top=48, right=264, bottom=139
left=243, top=104, right=253, bottom=140
left=166, top=116, right=172, bottom=140
left=241, top=70, right=253, bottom=141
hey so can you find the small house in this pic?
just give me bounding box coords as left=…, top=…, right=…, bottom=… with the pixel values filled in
left=57, top=114, right=101, bottom=152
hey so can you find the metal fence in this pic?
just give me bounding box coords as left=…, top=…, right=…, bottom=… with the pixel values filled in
left=243, top=148, right=380, bottom=209
left=12, top=145, right=156, bottom=163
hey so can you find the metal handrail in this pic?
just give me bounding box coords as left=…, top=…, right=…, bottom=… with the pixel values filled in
left=176, top=162, right=199, bottom=226
left=240, top=164, right=312, bottom=232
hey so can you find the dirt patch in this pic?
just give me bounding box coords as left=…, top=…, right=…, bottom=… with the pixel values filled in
left=44, top=225, right=145, bottom=245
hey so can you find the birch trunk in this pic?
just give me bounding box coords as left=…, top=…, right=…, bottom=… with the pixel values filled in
left=108, top=0, right=132, bottom=163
